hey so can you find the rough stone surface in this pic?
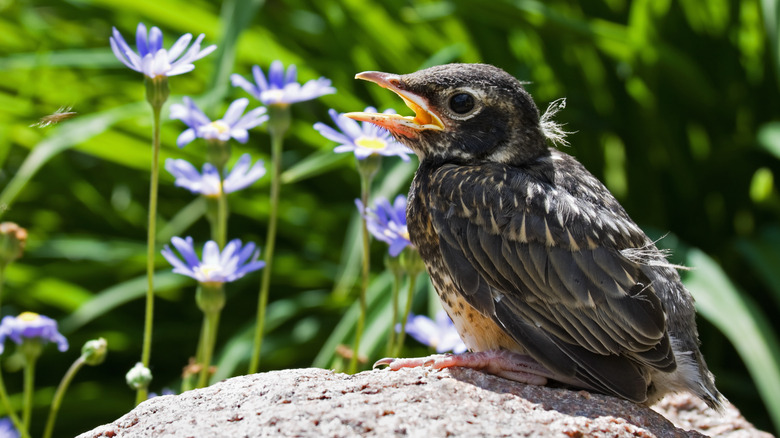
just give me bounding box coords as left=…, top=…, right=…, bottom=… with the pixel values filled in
left=76, top=367, right=771, bottom=437
left=652, top=393, right=772, bottom=438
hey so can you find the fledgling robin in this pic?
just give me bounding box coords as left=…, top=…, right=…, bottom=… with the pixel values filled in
left=346, top=63, right=724, bottom=410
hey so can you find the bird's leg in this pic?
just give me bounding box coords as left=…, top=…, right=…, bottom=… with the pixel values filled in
left=375, top=350, right=559, bottom=386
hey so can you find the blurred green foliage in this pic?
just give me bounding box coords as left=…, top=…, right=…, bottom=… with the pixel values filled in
left=0, top=0, right=779, bottom=435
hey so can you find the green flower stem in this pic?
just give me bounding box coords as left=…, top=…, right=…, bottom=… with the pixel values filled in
left=388, top=268, right=402, bottom=356
left=206, top=139, right=231, bottom=248
left=205, top=194, right=228, bottom=250
left=0, top=369, right=25, bottom=438
left=42, top=356, right=85, bottom=438
left=351, top=204, right=370, bottom=373
left=196, top=283, right=225, bottom=388
left=249, top=105, right=290, bottom=375
left=197, top=310, right=221, bottom=388
left=22, top=355, right=37, bottom=432
left=217, top=192, right=228, bottom=248
left=395, top=248, right=424, bottom=356
left=350, top=155, right=380, bottom=373
left=194, top=314, right=208, bottom=365
left=137, top=76, right=169, bottom=405
left=207, top=139, right=231, bottom=177
left=385, top=255, right=404, bottom=356
left=0, top=263, right=26, bottom=436
left=0, top=266, right=5, bottom=314
left=395, top=273, right=417, bottom=356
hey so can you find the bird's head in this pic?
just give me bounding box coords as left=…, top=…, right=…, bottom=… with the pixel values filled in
left=346, top=63, right=549, bottom=166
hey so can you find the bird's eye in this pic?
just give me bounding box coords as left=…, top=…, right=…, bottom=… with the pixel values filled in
left=449, top=93, right=475, bottom=114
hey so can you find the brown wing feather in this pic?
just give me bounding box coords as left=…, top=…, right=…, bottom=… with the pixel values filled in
left=427, top=159, right=676, bottom=402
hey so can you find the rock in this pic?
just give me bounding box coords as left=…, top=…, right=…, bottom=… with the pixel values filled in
left=76, top=367, right=770, bottom=437
left=652, top=393, right=772, bottom=438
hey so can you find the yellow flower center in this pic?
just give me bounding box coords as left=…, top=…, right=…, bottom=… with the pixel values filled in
left=355, top=137, right=387, bottom=151
left=18, top=312, right=40, bottom=322
left=209, top=120, right=230, bottom=134
left=262, top=89, right=286, bottom=104
left=195, top=264, right=223, bottom=282
left=401, top=230, right=411, bottom=241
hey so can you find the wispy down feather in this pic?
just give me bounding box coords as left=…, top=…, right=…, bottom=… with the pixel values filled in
left=540, top=98, right=571, bottom=147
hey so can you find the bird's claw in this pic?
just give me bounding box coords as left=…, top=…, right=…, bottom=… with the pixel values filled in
left=373, top=357, right=394, bottom=369
left=372, top=354, right=451, bottom=371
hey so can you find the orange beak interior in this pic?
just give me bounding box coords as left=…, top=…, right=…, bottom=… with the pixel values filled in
left=344, top=71, right=444, bottom=133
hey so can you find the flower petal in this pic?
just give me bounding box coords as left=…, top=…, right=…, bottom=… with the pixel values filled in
left=251, top=64, right=269, bottom=92
left=161, top=244, right=193, bottom=276
left=135, top=23, right=149, bottom=57
left=314, top=121, right=352, bottom=145
left=171, top=236, right=201, bottom=268
left=222, top=98, right=249, bottom=125
left=268, top=60, right=285, bottom=89
left=176, top=129, right=197, bottom=148
left=231, top=73, right=261, bottom=99
left=148, top=26, right=163, bottom=54
left=388, top=239, right=409, bottom=257
left=202, top=240, right=221, bottom=266
left=233, top=107, right=268, bottom=131
left=167, top=33, right=193, bottom=61
left=110, top=32, right=139, bottom=71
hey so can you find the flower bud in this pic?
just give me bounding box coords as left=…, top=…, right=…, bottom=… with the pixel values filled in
left=126, top=362, right=152, bottom=390
left=196, top=283, right=226, bottom=314
left=145, top=76, right=170, bottom=110
left=400, top=246, right=425, bottom=277
left=82, top=338, right=108, bottom=366
left=0, top=222, right=27, bottom=268
left=206, top=139, right=231, bottom=174
left=384, top=253, right=404, bottom=277
left=267, top=104, right=292, bottom=137
left=356, top=153, right=381, bottom=181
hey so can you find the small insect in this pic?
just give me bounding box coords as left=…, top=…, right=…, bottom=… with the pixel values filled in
left=30, top=106, right=78, bottom=128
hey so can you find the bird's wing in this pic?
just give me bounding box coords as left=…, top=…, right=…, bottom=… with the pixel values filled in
left=427, top=162, right=676, bottom=403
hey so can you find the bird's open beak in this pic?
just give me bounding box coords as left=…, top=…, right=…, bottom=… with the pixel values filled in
left=345, top=71, right=444, bottom=136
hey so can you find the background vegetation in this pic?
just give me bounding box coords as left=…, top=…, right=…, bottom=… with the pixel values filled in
left=1, top=0, right=779, bottom=436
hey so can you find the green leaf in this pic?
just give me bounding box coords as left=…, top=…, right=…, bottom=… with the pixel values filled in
left=759, top=0, right=780, bottom=87
left=684, top=248, right=780, bottom=431
left=313, top=271, right=392, bottom=369
left=281, top=150, right=350, bottom=184
left=0, top=102, right=147, bottom=215
left=0, top=49, right=120, bottom=71
left=758, top=121, right=780, bottom=160
left=331, top=159, right=417, bottom=299
left=32, top=238, right=144, bottom=262
left=59, top=271, right=190, bottom=334
left=749, top=167, right=774, bottom=202
left=213, top=290, right=328, bottom=380
left=28, top=277, right=93, bottom=312
left=158, top=197, right=208, bottom=242
left=202, top=0, right=266, bottom=106
left=736, top=227, right=780, bottom=311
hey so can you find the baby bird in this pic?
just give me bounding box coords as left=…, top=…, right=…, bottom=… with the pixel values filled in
left=346, top=63, right=724, bottom=410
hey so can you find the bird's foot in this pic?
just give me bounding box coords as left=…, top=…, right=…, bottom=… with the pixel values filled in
left=374, top=350, right=551, bottom=386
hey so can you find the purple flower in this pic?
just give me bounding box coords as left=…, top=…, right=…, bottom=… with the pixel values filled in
left=110, top=23, right=216, bottom=79
left=315, top=107, right=413, bottom=161
left=165, top=154, right=265, bottom=196
left=170, top=97, right=268, bottom=148
left=401, top=311, right=467, bottom=354
left=0, top=417, right=19, bottom=438
left=231, top=61, right=335, bottom=106
left=357, top=195, right=412, bottom=257
left=0, top=312, right=68, bottom=355
left=161, top=236, right=265, bottom=284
